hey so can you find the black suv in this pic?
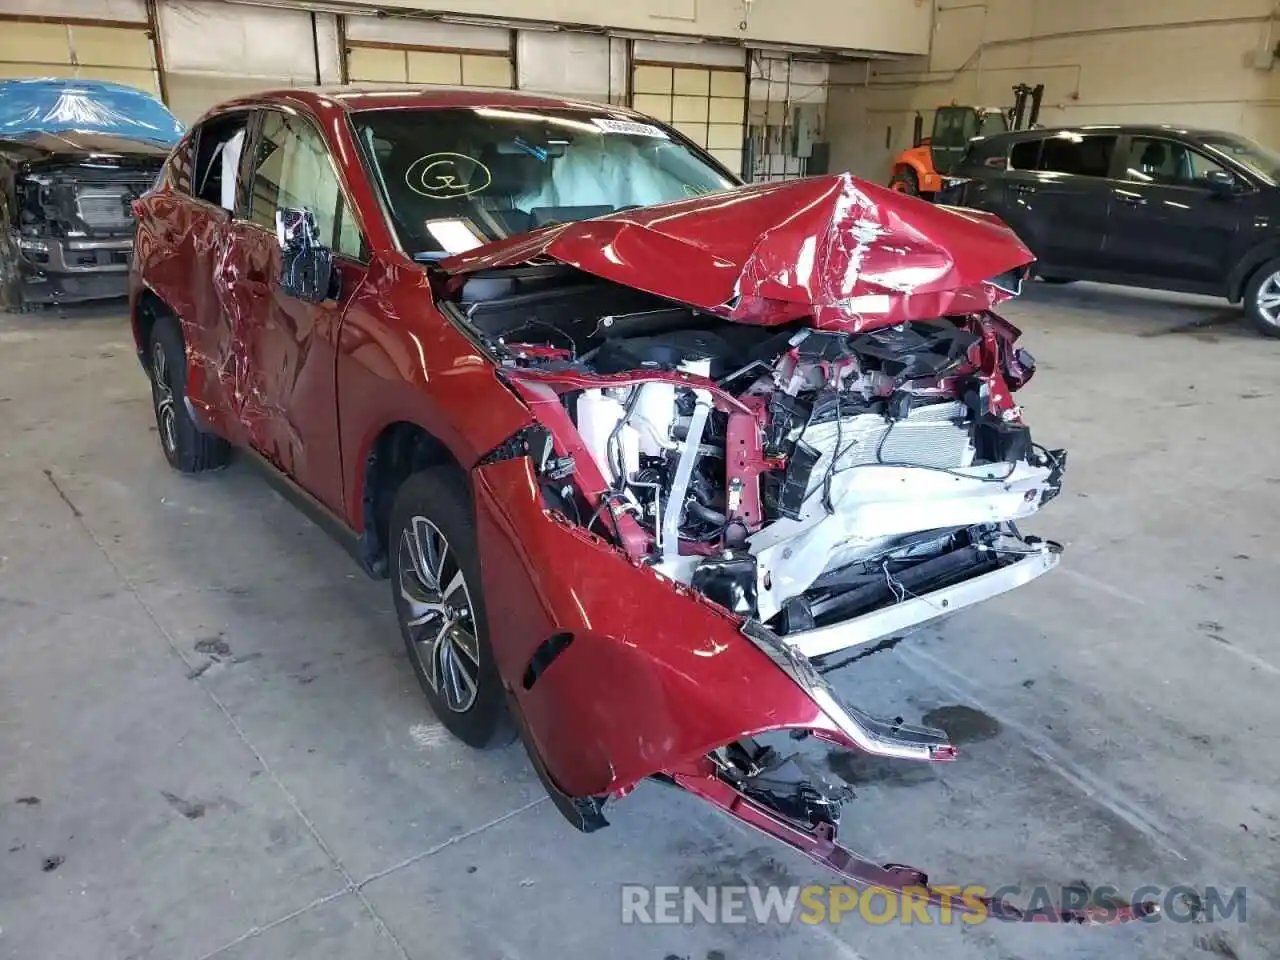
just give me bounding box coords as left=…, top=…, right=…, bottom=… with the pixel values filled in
left=938, top=125, right=1280, bottom=337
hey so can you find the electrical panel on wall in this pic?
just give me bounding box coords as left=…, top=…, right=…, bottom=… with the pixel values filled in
left=791, top=103, right=821, bottom=158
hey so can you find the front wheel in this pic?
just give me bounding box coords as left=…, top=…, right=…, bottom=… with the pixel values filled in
left=390, top=467, right=516, bottom=749
left=1244, top=260, right=1280, bottom=338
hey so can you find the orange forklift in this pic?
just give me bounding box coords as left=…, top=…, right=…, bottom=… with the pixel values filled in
left=888, top=83, right=1044, bottom=199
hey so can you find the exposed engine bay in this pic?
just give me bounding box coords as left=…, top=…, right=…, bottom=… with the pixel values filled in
left=455, top=265, right=1066, bottom=659
left=1, top=132, right=165, bottom=307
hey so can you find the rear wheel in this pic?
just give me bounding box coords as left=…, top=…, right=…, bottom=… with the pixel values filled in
left=148, top=316, right=231, bottom=471
left=1245, top=260, right=1280, bottom=338
left=390, top=467, right=515, bottom=749
left=889, top=169, right=920, bottom=196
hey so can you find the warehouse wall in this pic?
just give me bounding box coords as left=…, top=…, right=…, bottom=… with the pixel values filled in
left=828, top=0, right=1280, bottom=182
left=362, top=0, right=933, bottom=55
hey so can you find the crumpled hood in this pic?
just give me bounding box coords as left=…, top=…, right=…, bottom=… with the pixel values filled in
left=438, top=173, right=1035, bottom=332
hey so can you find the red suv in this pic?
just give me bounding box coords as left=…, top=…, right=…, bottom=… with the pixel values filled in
left=130, top=87, right=1087, bottom=919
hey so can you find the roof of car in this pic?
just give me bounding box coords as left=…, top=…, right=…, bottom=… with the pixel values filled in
left=985, top=123, right=1239, bottom=142
left=218, top=84, right=645, bottom=117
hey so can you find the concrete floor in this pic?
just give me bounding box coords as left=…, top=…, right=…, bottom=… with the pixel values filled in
left=1, top=283, right=1278, bottom=960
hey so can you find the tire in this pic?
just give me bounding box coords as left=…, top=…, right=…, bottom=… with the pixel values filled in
left=389, top=467, right=516, bottom=749
left=148, top=316, right=231, bottom=472
left=1039, top=276, right=1076, bottom=285
left=1244, top=259, right=1280, bottom=339
left=889, top=169, right=920, bottom=196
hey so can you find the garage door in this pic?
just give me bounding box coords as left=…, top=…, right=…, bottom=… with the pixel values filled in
left=345, top=19, right=512, bottom=89
left=630, top=49, right=746, bottom=177
left=0, top=15, right=159, bottom=95
left=156, top=1, right=341, bottom=125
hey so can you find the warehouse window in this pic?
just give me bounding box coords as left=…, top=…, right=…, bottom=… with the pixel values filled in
left=346, top=43, right=513, bottom=89
left=0, top=18, right=160, bottom=94
left=631, top=62, right=745, bottom=177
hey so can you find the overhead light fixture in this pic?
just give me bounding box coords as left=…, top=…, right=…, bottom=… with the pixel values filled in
left=219, top=0, right=357, bottom=14
left=745, top=41, right=820, bottom=55
left=609, top=30, right=704, bottom=44
left=437, top=13, right=559, bottom=31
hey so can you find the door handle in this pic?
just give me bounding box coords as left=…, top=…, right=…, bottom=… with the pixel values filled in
left=1114, top=192, right=1146, bottom=206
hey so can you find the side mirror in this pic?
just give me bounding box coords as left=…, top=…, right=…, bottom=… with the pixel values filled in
left=1202, top=169, right=1243, bottom=197
left=276, top=207, right=335, bottom=303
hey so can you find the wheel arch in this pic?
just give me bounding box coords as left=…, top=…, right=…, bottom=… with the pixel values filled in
left=1228, top=243, right=1280, bottom=303
left=132, top=287, right=175, bottom=372
left=354, top=419, right=466, bottom=578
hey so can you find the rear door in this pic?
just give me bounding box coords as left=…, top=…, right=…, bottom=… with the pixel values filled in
left=157, top=110, right=251, bottom=443
left=1102, top=135, right=1241, bottom=292
left=229, top=108, right=368, bottom=513
left=997, top=132, right=1118, bottom=274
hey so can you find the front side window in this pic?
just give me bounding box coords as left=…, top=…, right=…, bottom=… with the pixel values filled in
left=1200, top=133, right=1280, bottom=184
left=249, top=111, right=363, bottom=259
left=351, top=106, right=737, bottom=257
left=1124, top=137, right=1230, bottom=187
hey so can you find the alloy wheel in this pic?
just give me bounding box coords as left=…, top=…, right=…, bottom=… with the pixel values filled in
left=398, top=516, right=480, bottom=713
left=1256, top=272, right=1280, bottom=329
left=151, top=339, right=177, bottom=454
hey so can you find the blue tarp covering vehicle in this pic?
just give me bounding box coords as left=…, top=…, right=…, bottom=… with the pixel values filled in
left=0, top=78, right=181, bottom=309
left=0, top=78, right=183, bottom=144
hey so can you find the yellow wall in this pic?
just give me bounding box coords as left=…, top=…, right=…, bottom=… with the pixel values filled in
left=828, top=0, right=1280, bottom=181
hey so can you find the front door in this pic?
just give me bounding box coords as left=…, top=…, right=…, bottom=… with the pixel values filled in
left=1102, top=135, right=1241, bottom=292
left=231, top=109, right=368, bottom=514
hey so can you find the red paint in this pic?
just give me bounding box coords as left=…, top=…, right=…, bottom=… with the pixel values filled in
left=129, top=86, right=1051, bottom=899
left=440, top=174, right=1035, bottom=332
left=472, top=456, right=847, bottom=798
left=669, top=761, right=1154, bottom=924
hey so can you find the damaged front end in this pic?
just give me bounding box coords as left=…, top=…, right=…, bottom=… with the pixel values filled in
left=2, top=135, right=166, bottom=307
left=455, top=176, right=1127, bottom=922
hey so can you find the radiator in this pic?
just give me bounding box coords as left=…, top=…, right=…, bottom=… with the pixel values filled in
left=75, top=186, right=135, bottom=232
left=809, top=401, right=975, bottom=472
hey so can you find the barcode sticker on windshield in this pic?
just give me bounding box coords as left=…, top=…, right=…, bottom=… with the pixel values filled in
left=592, top=118, right=669, bottom=139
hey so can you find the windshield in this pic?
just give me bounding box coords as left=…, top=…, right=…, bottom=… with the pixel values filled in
left=352, top=106, right=737, bottom=257
left=0, top=79, right=183, bottom=145
left=1201, top=133, right=1280, bottom=184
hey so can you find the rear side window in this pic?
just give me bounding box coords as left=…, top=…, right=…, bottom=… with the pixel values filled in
left=1009, top=139, right=1042, bottom=170
left=192, top=112, right=250, bottom=211
left=1039, top=134, right=1117, bottom=177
